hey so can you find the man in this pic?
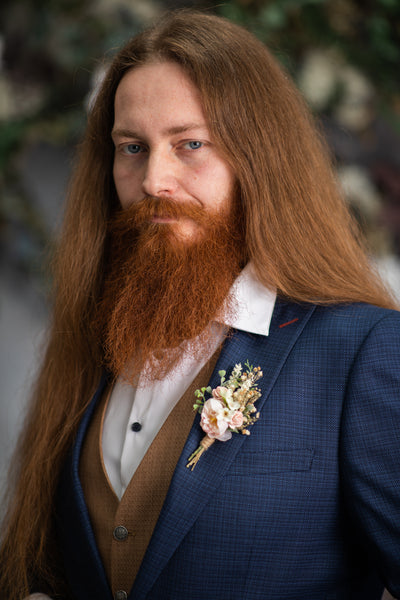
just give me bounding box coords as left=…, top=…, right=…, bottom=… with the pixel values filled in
left=1, top=10, right=400, bottom=600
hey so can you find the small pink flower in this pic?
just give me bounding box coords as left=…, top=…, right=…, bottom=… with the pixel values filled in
left=228, top=411, right=244, bottom=429
left=212, top=386, right=228, bottom=401
left=200, top=398, right=231, bottom=440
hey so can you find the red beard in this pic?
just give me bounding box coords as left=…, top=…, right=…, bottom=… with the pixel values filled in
left=95, top=196, right=246, bottom=384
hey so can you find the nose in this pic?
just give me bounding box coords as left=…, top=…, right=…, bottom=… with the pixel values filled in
left=142, top=147, right=178, bottom=198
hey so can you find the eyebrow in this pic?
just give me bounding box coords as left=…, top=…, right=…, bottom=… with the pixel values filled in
left=111, top=123, right=208, bottom=139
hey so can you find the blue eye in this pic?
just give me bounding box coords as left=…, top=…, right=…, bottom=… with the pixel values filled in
left=124, top=143, right=142, bottom=154
left=187, top=141, right=203, bottom=150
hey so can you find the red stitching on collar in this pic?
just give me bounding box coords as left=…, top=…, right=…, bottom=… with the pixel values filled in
left=279, top=318, right=299, bottom=328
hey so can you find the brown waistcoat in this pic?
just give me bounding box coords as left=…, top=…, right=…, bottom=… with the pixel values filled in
left=79, top=350, right=220, bottom=597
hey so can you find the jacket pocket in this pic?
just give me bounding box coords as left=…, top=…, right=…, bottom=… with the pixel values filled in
left=229, top=448, right=314, bottom=475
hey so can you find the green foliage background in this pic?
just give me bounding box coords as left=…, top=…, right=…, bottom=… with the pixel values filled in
left=1, top=0, right=399, bottom=280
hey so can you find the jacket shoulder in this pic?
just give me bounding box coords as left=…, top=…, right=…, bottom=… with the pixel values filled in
left=310, top=302, right=400, bottom=333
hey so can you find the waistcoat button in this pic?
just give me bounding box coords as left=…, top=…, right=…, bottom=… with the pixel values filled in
left=113, top=525, right=129, bottom=541
left=131, top=421, right=142, bottom=432
left=115, top=591, right=128, bottom=600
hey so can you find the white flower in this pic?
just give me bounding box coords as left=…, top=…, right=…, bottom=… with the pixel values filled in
left=334, top=66, right=375, bottom=131
left=213, top=385, right=240, bottom=410
left=200, top=398, right=232, bottom=441
left=338, top=165, right=380, bottom=220
left=297, top=49, right=339, bottom=111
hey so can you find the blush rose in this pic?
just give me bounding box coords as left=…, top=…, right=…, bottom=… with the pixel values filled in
left=228, top=410, right=244, bottom=429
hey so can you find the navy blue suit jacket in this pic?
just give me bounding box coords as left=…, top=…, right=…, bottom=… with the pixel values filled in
left=57, top=299, right=400, bottom=599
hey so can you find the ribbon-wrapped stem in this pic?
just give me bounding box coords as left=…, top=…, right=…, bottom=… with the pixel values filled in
left=186, top=435, right=215, bottom=470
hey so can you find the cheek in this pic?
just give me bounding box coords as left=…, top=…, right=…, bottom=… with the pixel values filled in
left=211, top=156, right=235, bottom=191
left=209, top=166, right=236, bottom=210
left=189, top=162, right=235, bottom=211
left=113, top=162, right=141, bottom=207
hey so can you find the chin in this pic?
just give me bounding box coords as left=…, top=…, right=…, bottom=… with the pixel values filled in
left=170, top=223, right=204, bottom=244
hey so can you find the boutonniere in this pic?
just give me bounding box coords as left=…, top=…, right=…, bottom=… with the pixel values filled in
left=187, top=361, right=263, bottom=470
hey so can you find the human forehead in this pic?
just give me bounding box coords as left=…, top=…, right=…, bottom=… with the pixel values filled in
left=113, top=61, right=209, bottom=135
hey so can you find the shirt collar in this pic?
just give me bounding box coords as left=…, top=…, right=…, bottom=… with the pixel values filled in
left=217, top=263, right=276, bottom=337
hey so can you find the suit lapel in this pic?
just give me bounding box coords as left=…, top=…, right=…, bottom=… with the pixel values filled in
left=130, top=298, right=316, bottom=599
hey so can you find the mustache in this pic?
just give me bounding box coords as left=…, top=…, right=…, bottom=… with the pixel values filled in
left=110, top=196, right=209, bottom=234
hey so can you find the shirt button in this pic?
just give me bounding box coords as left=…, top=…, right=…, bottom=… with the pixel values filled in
left=131, top=421, right=142, bottom=432
left=115, top=591, right=128, bottom=600
left=113, top=525, right=129, bottom=541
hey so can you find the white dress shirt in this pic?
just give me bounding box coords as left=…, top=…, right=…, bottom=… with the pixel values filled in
left=102, top=263, right=276, bottom=499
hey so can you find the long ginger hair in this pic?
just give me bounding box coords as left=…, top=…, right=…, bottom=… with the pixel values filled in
left=0, top=9, right=396, bottom=599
